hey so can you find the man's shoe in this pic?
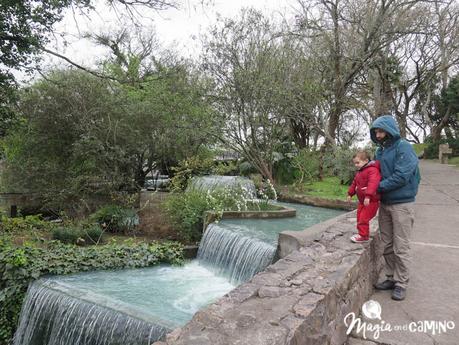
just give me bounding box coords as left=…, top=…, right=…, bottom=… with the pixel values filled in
left=391, top=286, right=406, bottom=301
left=374, top=279, right=396, bottom=290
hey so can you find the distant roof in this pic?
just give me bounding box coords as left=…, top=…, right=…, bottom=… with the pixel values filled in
left=214, top=151, right=241, bottom=161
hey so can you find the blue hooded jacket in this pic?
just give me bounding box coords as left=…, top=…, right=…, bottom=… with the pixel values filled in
left=370, top=115, right=419, bottom=204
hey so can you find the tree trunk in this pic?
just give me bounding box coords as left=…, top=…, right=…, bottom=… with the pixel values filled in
left=431, top=105, right=452, bottom=141
left=372, top=53, right=394, bottom=119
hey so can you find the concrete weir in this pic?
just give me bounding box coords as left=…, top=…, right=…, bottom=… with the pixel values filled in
left=154, top=210, right=382, bottom=345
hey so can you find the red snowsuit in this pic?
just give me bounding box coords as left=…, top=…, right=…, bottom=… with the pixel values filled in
left=348, top=160, right=381, bottom=238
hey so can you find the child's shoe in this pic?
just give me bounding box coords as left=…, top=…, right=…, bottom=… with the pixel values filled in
left=350, top=234, right=370, bottom=243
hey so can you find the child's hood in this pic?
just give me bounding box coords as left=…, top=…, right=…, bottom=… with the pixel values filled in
left=359, top=160, right=380, bottom=171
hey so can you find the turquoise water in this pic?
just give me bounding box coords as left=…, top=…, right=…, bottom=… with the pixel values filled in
left=46, top=202, right=344, bottom=325
left=44, top=261, right=235, bottom=328
left=217, top=202, right=345, bottom=245
left=14, top=202, right=346, bottom=345
left=196, top=202, right=345, bottom=283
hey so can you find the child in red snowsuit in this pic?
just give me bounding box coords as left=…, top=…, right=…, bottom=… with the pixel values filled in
left=347, top=150, right=381, bottom=243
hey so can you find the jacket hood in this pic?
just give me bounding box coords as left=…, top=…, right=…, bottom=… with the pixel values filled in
left=360, top=159, right=380, bottom=171
left=370, top=115, right=401, bottom=144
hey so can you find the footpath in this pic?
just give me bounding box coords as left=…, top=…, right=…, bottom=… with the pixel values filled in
left=348, top=160, right=459, bottom=345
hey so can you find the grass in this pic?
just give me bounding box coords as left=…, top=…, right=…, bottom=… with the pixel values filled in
left=412, top=143, right=428, bottom=156
left=281, top=176, right=349, bottom=201
left=448, top=156, right=459, bottom=168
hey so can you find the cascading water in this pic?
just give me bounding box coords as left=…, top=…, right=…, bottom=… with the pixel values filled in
left=12, top=263, right=235, bottom=345
left=13, top=280, right=171, bottom=345
left=196, top=202, right=346, bottom=284
left=187, top=175, right=257, bottom=198
left=197, top=223, right=276, bottom=284
left=12, top=193, right=345, bottom=345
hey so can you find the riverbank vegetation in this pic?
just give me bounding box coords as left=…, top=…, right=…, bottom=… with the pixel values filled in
left=0, top=1, right=458, bottom=342
left=0, top=235, right=183, bottom=343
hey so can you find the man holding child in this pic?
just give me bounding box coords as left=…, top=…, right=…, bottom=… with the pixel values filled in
left=370, top=115, right=419, bottom=301
left=349, top=115, right=419, bottom=301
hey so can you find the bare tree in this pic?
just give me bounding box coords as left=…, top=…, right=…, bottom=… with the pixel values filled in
left=294, top=0, right=429, bottom=145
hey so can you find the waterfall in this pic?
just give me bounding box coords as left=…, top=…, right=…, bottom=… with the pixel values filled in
left=11, top=197, right=346, bottom=345
left=187, top=175, right=257, bottom=198
left=197, top=223, right=276, bottom=284
left=13, top=280, right=171, bottom=345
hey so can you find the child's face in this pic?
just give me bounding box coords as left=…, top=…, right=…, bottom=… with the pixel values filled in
left=353, top=157, right=369, bottom=170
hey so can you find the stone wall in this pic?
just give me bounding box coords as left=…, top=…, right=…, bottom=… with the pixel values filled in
left=154, top=211, right=382, bottom=345
left=0, top=193, right=43, bottom=216
left=203, top=205, right=296, bottom=231
left=138, top=191, right=177, bottom=240
left=279, top=193, right=358, bottom=211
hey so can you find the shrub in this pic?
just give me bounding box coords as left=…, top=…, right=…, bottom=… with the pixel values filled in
left=90, top=205, right=139, bottom=234
left=424, top=137, right=459, bottom=159
left=83, top=224, right=104, bottom=244
left=52, top=226, right=82, bottom=244
left=273, top=158, right=298, bottom=185
left=211, top=161, right=239, bottom=175
left=323, top=146, right=376, bottom=185
left=323, top=147, right=355, bottom=185
left=238, top=161, right=257, bottom=176
left=0, top=215, right=51, bottom=233
left=249, top=173, right=264, bottom=190
left=163, top=185, right=268, bottom=242
left=0, top=239, right=184, bottom=344
left=51, top=224, right=104, bottom=245
left=291, top=149, right=320, bottom=184
left=163, top=190, right=213, bottom=241
left=169, top=154, right=215, bottom=191
left=257, top=179, right=277, bottom=200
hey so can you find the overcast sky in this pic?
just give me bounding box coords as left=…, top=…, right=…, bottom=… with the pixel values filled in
left=33, top=0, right=297, bottom=79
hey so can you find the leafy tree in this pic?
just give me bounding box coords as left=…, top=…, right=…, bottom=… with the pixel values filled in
left=1, top=60, right=215, bottom=211
left=1, top=70, right=120, bottom=207
left=430, top=74, right=459, bottom=140
left=202, top=9, right=308, bottom=182
left=0, top=0, right=179, bottom=138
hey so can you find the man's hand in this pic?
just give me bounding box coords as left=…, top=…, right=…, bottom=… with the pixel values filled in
left=347, top=195, right=352, bottom=203
left=364, top=197, right=370, bottom=206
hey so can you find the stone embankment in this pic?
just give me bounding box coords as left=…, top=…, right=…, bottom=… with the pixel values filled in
left=154, top=211, right=381, bottom=345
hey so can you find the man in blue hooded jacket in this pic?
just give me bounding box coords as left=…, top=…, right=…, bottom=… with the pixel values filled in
left=370, top=115, right=419, bottom=301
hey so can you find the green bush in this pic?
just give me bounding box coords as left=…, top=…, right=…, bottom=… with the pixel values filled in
left=83, top=224, right=104, bottom=244
left=291, top=149, right=320, bottom=184
left=52, top=226, right=82, bottom=244
left=169, top=154, right=215, bottom=191
left=0, top=215, right=50, bottom=233
left=51, top=224, right=103, bottom=245
left=0, top=239, right=184, bottom=344
left=249, top=173, right=264, bottom=190
left=323, top=146, right=376, bottom=185
left=257, top=179, right=277, bottom=200
left=239, top=161, right=257, bottom=176
left=323, top=147, right=355, bottom=185
left=90, top=205, right=139, bottom=234
left=273, top=158, right=298, bottom=185
left=163, top=190, right=214, bottom=241
left=211, top=161, right=239, bottom=175
left=424, top=137, right=459, bottom=159
left=163, top=185, right=268, bottom=242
